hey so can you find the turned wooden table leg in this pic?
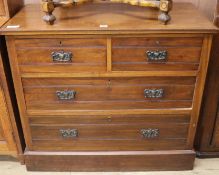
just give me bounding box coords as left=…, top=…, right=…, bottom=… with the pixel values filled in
left=42, top=0, right=56, bottom=25
left=158, top=0, right=172, bottom=24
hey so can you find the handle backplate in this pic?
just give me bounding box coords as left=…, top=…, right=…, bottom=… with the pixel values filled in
left=146, top=50, right=167, bottom=61
left=141, top=128, right=159, bottom=138
left=60, top=129, right=78, bottom=138
left=144, top=89, right=164, bottom=98
left=56, top=90, right=76, bottom=100
left=52, top=51, right=73, bottom=62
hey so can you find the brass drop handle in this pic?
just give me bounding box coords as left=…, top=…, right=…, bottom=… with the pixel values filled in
left=60, top=129, right=78, bottom=138
left=51, top=51, right=73, bottom=62
left=146, top=50, right=167, bottom=61
left=140, top=128, right=159, bottom=138
left=56, top=90, right=76, bottom=100
left=144, top=89, right=164, bottom=98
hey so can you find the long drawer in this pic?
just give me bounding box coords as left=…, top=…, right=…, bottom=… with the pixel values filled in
left=15, top=38, right=107, bottom=73
left=29, top=114, right=190, bottom=151
left=112, top=37, right=203, bottom=71
left=23, top=77, right=196, bottom=111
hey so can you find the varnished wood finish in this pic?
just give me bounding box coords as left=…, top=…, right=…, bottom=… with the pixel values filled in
left=112, top=37, right=202, bottom=71
left=0, top=37, right=24, bottom=160
left=1, top=3, right=217, bottom=35
left=0, top=0, right=24, bottom=160
left=195, top=0, right=219, bottom=158
left=0, top=0, right=6, bottom=16
left=29, top=114, right=190, bottom=151
left=2, top=3, right=216, bottom=171
left=23, top=77, right=195, bottom=111
left=213, top=112, right=219, bottom=147
left=0, top=0, right=24, bottom=18
left=15, top=38, right=107, bottom=73
left=29, top=114, right=191, bottom=124
left=0, top=122, right=4, bottom=140
left=25, top=150, right=195, bottom=171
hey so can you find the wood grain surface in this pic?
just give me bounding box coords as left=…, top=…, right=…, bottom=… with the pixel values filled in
left=112, top=37, right=202, bottom=71
left=22, top=77, right=195, bottom=111
left=1, top=3, right=217, bottom=35
left=24, top=150, right=195, bottom=171
left=3, top=2, right=216, bottom=171
left=0, top=37, right=24, bottom=159
left=0, top=0, right=24, bottom=161
left=16, top=38, right=107, bottom=73
left=195, top=0, right=219, bottom=157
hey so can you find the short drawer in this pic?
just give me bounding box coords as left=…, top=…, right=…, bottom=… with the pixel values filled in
left=112, top=37, right=203, bottom=71
left=29, top=114, right=190, bottom=151
left=23, top=77, right=196, bottom=112
left=15, top=38, right=107, bottom=73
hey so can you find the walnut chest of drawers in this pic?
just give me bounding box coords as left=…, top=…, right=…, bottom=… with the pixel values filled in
left=1, top=3, right=217, bottom=171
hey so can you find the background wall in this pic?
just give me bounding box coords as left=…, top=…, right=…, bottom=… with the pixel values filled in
left=24, top=0, right=216, bottom=20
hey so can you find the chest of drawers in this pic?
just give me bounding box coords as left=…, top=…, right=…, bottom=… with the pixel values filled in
left=1, top=2, right=217, bottom=171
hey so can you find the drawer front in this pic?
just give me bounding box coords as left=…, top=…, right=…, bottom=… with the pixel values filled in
left=23, top=77, right=196, bottom=111
left=29, top=114, right=191, bottom=125
left=29, top=114, right=190, bottom=151
left=112, top=37, right=203, bottom=71
left=15, top=38, right=106, bottom=73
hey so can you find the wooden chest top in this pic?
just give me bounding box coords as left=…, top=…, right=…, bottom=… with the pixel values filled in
left=0, top=3, right=218, bottom=35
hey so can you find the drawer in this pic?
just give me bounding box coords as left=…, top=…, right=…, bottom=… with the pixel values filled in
left=23, top=77, right=196, bottom=111
left=112, top=37, right=203, bottom=71
left=29, top=114, right=190, bottom=151
left=15, top=38, right=107, bottom=73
